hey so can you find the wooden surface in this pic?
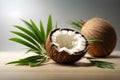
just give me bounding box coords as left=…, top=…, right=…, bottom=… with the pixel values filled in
left=0, top=51, right=120, bottom=80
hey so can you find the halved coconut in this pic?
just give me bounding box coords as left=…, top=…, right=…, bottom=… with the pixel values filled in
left=46, top=28, right=88, bottom=64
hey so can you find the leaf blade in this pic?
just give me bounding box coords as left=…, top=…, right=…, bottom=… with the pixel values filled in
left=29, top=56, right=46, bottom=67
left=91, top=60, right=114, bottom=69
left=55, top=21, right=58, bottom=29
left=46, top=15, right=52, bottom=38
left=87, top=38, right=103, bottom=43
left=21, top=19, right=34, bottom=32
left=30, top=20, right=45, bottom=44
left=10, top=38, right=39, bottom=51
left=40, top=20, right=45, bottom=42
left=70, top=20, right=82, bottom=30
left=87, top=57, right=114, bottom=69
left=21, top=19, right=42, bottom=43
left=14, top=25, right=40, bottom=43
left=6, top=55, right=47, bottom=67
left=11, top=31, right=39, bottom=47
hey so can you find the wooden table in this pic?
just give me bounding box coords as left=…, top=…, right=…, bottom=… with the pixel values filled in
left=0, top=51, right=120, bottom=80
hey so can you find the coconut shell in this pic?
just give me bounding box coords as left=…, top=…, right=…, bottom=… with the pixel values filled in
left=46, top=29, right=88, bottom=64
left=81, top=18, right=117, bottom=57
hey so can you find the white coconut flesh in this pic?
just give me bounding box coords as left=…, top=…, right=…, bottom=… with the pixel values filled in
left=51, top=29, right=87, bottom=55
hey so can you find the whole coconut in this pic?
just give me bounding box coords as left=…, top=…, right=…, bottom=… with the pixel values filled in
left=81, top=18, right=117, bottom=57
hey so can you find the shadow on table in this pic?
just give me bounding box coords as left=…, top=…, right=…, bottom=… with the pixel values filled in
left=52, top=62, right=92, bottom=67
left=107, top=55, right=120, bottom=59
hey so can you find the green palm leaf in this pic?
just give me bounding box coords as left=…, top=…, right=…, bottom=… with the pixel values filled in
left=11, top=31, right=40, bottom=49
left=55, top=21, right=58, bottom=29
left=30, top=20, right=44, bottom=43
left=7, top=15, right=58, bottom=67
left=6, top=55, right=46, bottom=67
left=40, top=20, right=45, bottom=43
left=86, top=57, right=114, bottom=69
left=70, top=20, right=82, bottom=30
left=21, top=19, right=42, bottom=44
left=10, top=38, right=40, bottom=52
left=21, top=19, right=35, bottom=32
left=46, top=15, right=52, bottom=38
left=87, top=38, right=103, bottom=43
left=14, top=25, right=40, bottom=43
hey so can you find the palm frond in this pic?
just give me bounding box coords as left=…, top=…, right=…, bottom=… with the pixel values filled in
left=8, top=15, right=58, bottom=67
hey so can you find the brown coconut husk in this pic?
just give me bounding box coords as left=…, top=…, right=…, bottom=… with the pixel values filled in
left=81, top=18, right=117, bottom=57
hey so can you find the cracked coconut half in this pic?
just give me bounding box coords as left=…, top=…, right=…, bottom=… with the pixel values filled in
left=46, top=28, right=88, bottom=64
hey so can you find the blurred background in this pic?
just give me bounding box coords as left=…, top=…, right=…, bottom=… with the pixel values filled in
left=0, top=0, right=120, bottom=51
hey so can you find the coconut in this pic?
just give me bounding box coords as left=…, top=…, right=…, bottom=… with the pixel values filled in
left=81, top=18, right=117, bottom=57
left=46, top=28, right=88, bottom=64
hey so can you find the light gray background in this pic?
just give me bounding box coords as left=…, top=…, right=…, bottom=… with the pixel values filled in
left=0, top=0, right=120, bottom=51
